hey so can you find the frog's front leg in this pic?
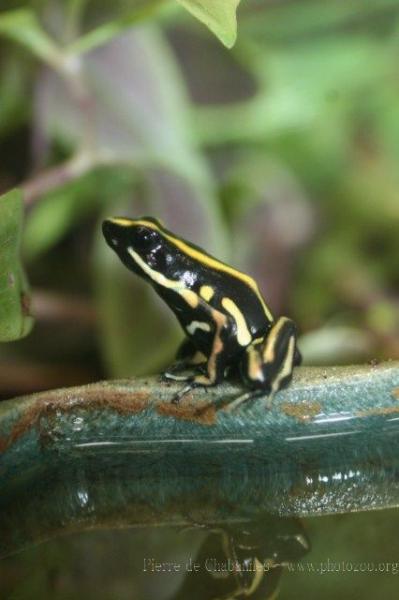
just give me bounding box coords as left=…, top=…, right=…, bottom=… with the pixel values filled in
left=162, top=339, right=207, bottom=382
left=172, top=308, right=234, bottom=404
left=228, top=316, right=300, bottom=411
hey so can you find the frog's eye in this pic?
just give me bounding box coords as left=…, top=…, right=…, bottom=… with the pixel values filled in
left=136, top=227, right=154, bottom=245
left=136, top=226, right=147, bottom=237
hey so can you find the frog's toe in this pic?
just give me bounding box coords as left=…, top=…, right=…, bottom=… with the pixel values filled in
left=171, top=382, right=195, bottom=404
left=225, top=389, right=271, bottom=413
left=161, top=362, right=206, bottom=384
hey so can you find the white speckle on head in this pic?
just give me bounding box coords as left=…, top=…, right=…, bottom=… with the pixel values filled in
left=182, top=271, right=196, bottom=286
left=111, top=238, right=119, bottom=247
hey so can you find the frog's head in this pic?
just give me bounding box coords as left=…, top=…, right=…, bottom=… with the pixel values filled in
left=102, top=216, right=171, bottom=281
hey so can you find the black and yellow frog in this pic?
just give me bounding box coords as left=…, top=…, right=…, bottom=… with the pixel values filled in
left=102, top=216, right=301, bottom=406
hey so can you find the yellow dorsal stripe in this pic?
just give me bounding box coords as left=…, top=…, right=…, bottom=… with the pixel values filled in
left=170, top=235, right=274, bottom=321
left=110, top=217, right=140, bottom=227
left=109, top=217, right=273, bottom=320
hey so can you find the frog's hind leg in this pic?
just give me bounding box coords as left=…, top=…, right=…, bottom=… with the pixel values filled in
left=224, top=389, right=269, bottom=413
left=259, top=316, right=299, bottom=395
left=227, top=317, right=299, bottom=411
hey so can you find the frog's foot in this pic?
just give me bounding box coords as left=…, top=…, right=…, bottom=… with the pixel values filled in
left=171, top=381, right=196, bottom=404
left=161, top=361, right=205, bottom=383
left=163, top=373, right=192, bottom=382
left=224, top=389, right=273, bottom=413
left=161, top=360, right=193, bottom=382
left=171, top=374, right=216, bottom=404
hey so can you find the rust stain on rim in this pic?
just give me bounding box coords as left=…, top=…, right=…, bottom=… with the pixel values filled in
left=157, top=399, right=216, bottom=426
left=0, top=387, right=151, bottom=454
left=355, top=404, right=399, bottom=418
left=281, top=401, right=322, bottom=422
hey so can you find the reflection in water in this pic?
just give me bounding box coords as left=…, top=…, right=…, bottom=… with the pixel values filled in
left=173, top=515, right=309, bottom=600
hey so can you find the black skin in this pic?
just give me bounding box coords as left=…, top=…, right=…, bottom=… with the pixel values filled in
left=240, top=318, right=301, bottom=391
left=102, top=217, right=301, bottom=404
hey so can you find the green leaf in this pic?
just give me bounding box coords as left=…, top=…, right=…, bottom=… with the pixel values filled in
left=0, top=189, right=33, bottom=342
left=67, top=0, right=166, bottom=56
left=35, top=27, right=212, bottom=191
left=31, top=28, right=224, bottom=256
left=177, top=0, right=241, bottom=48
left=0, top=9, right=61, bottom=67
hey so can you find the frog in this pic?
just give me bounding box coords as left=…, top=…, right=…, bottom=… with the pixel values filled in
left=102, top=216, right=301, bottom=406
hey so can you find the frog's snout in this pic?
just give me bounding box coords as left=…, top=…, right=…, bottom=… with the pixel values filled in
left=102, top=219, right=119, bottom=248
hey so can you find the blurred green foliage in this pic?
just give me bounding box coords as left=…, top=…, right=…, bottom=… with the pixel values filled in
left=0, top=189, right=33, bottom=341
left=0, top=0, right=398, bottom=383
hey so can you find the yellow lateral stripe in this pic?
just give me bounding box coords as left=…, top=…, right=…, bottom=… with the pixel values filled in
left=180, top=289, right=199, bottom=308
left=110, top=217, right=274, bottom=321
left=127, top=247, right=180, bottom=289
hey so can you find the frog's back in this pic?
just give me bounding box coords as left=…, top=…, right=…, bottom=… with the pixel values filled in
left=195, top=263, right=273, bottom=337
left=135, top=220, right=274, bottom=338
left=169, top=237, right=274, bottom=338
